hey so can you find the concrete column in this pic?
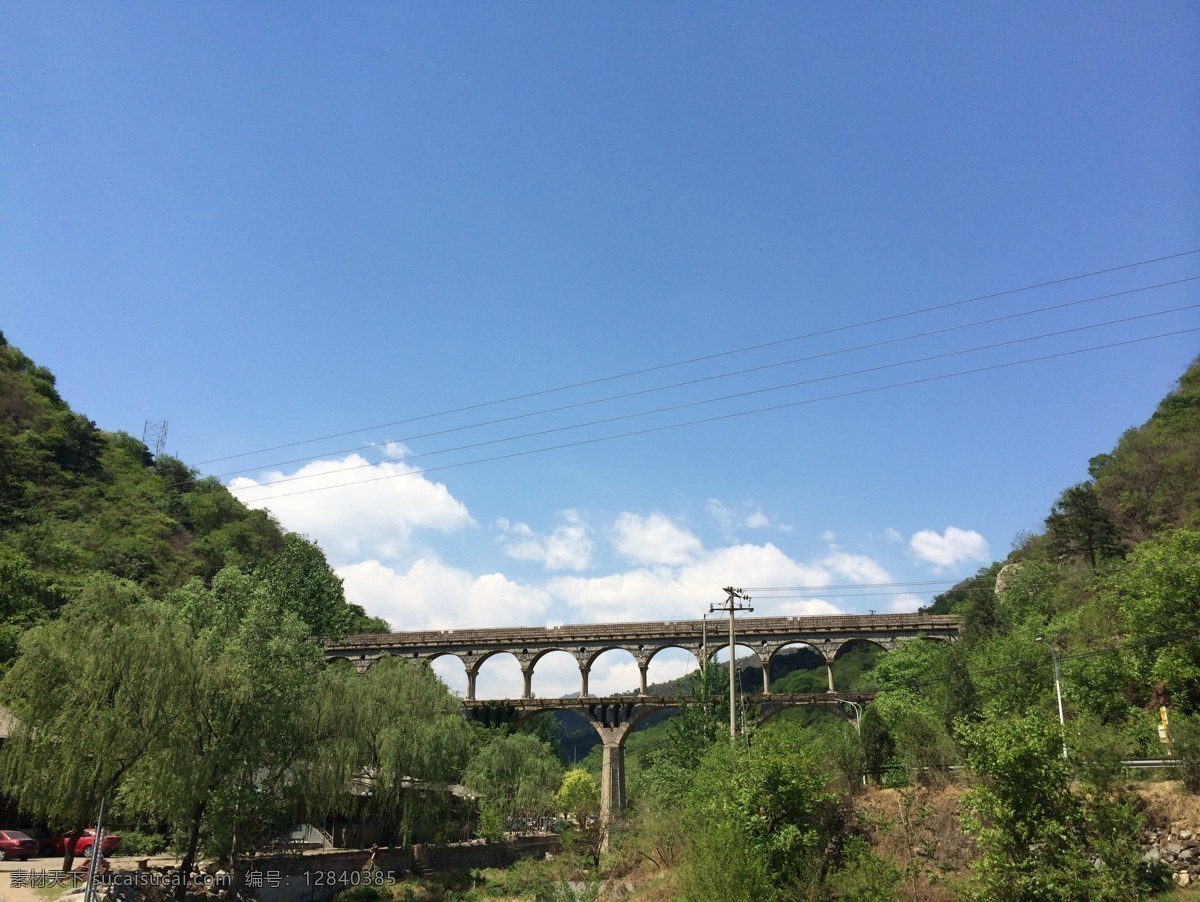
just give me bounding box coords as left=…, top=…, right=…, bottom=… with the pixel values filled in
left=522, top=666, right=534, bottom=699
left=760, top=654, right=772, bottom=693
left=580, top=666, right=590, bottom=698
left=600, top=738, right=627, bottom=818
left=825, top=658, right=836, bottom=694
left=466, top=669, right=478, bottom=701
left=638, top=663, right=649, bottom=696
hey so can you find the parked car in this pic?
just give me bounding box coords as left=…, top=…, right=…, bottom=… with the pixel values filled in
left=44, top=829, right=122, bottom=857
left=0, top=830, right=39, bottom=860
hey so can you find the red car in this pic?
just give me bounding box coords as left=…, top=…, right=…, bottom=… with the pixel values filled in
left=0, top=830, right=39, bottom=860
left=46, top=829, right=122, bottom=857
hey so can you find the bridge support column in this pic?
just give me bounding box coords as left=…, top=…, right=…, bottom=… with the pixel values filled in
left=466, top=669, right=478, bottom=701
left=521, top=666, right=534, bottom=699
left=637, top=662, right=649, bottom=696
left=600, top=737, right=627, bottom=820
left=825, top=657, right=836, bottom=693
left=580, top=666, right=590, bottom=698
left=761, top=656, right=772, bottom=693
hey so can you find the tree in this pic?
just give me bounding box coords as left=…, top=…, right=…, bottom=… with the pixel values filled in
left=258, top=533, right=354, bottom=638
left=118, top=568, right=322, bottom=897
left=464, top=732, right=563, bottom=837
left=1045, top=483, right=1124, bottom=569
left=296, top=655, right=474, bottom=846
left=678, top=731, right=842, bottom=901
left=0, top=575, right=184, bottom=870
left=554, top=768, right=603, bottom=864
left=959, top=714, right=1148, bottom=901
left=1112, top=528, right=1200, bottom=711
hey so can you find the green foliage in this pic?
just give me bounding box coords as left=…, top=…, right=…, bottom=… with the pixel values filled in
left=0, top=574, right=183, bottom=850
left=859, top=706, right=893, bottom=784
left=258, top=533, right=354, bottom=638
left=1172, top=712, right=1200, bottom=793
left=678, top=731, right=842, bottom=901
left=109, top=567, right=324, bottom=884
left=464, top=732, right=563, bottom=827
left=1112, top=528, right=1200, bottom=711
left=959, top=714, right=1150, bottom=901
left=555, top=768, right=599, bottom=821
left=297, top=655, right=474, bottom=846
left=827, top=834, right=904, bottom=901
left=1045, top=482, right=1125, bottom=568
left=1093, top=357, right=1200, bottom=540
left=117, top=830, right=170, bottom=856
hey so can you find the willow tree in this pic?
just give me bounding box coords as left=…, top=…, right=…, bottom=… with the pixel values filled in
left=295, top=655, right=474, bottom=846
left=118, top=567, right=322, bottom=897
left=464, top=732, right=563, bottom=839
left=0, top=575, right=185, bottom=870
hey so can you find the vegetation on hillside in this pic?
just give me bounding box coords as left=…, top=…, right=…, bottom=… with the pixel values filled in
left=0, top=330, right=387, bottom=674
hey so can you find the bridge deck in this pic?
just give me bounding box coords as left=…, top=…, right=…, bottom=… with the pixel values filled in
left=329, top=613, right=959, bottom=651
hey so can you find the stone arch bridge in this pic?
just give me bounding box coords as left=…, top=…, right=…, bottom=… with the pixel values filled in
left=325, top=613, right=960, bottom=817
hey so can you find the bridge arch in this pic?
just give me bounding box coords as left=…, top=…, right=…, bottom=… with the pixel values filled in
left=470, top=650, right=526, bottom=700
left=529, top=649, right=584, bottom=699
left=426, top=652, right=469, bottom=697
left=709, top=641, right=768, bottom=694
left=644, top=645, right=701, bottom=691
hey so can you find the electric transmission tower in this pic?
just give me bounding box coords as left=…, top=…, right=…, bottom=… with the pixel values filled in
left=142, top=420, right=168, bottom=460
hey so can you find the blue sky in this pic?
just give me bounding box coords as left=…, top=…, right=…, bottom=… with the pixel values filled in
left=4, top=3, right=1198, bottom=697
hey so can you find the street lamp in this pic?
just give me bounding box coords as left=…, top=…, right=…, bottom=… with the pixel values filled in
left=1035, top=637, right=1069, bottom=760
left=835, top=697, right=862, bottom=731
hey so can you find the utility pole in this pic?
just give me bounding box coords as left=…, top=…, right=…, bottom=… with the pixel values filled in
left=711, top=587, right=752, bottom=742
left=1036, top=637, right=1069, bottom=760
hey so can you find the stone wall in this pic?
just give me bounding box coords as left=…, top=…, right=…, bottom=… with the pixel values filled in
left=247, top=836, right=559, bottom=902
left=1143, top=824, right=1200, bottom=888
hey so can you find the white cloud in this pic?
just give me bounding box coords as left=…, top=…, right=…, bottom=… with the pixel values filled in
left=229, top=450, right=473, bottom=567
left=744, top=509, right=770, bottom=529
left=611, top=512, right=703, bottom=566
left=822, top=552, right=890, bottom=585
left=707, top=499, right=785, bottom=532
left=884, top=527, right=903, bottom=544
left=496, top=510, right=593, bottom=571
left=821, top=530, right=837, bottom=543
left=338, top=557, right=551, bottom=631
left=549, top=541, right=833, bottom=623
left=910, top=527, right=990, bottom=571
left=888, top=593, right=924, bottom=613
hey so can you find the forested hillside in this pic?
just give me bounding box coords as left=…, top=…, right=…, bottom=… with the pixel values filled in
left=0, top=330, right=386, bottom=670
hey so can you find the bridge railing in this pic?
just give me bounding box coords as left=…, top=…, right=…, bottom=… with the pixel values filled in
left=328, top=613, right=961, bottom=649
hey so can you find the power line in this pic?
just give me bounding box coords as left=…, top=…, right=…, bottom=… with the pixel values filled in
left=207, top=276, right=1200, bottom=481
left=745, top=578, right=995, bottom=592
left=224, top=311, right=1198, bottom=495
left=228, top=324, right=1200, bottom=502
left=196, top=249, right=1200, bottom=467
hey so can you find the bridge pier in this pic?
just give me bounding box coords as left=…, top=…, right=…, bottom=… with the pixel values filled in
left=600, top=735, right=628, bottom=818
left=825, top=658, right=836, bottom=693
left=760, top=655, right=771, bottom=693
left=580, top=666, right=590, bottom=698
left=466, top=669, right=478, bottom=700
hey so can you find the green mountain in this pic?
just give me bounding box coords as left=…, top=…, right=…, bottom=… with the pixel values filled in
left=0, top=331, right=385, bottom=671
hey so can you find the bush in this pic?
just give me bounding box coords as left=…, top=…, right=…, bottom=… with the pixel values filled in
left=333, top=885, right=390, bottom=902
left=114, top=830, right=169, bottom=856
left=1173, top=712, right=1200, bottom=793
